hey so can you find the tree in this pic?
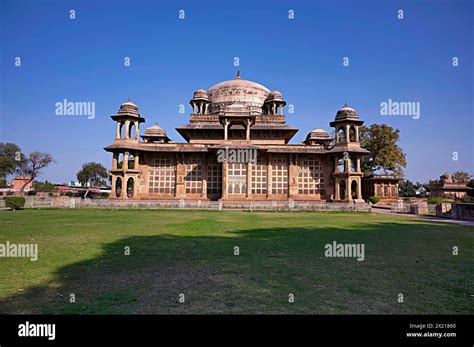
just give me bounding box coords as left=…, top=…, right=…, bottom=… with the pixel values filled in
left=16, top=151, right=54, bottom=192
left=452, top=171, right=470, bottom=183
left=359, top=124, right=407, bottom=176
left=0, top=143, right=24, bottom=178
left=76, top=162, right=108, bottom=187
left=33, top=180, right=57, bottom=192
left=399, top=180, right=417, bottom=197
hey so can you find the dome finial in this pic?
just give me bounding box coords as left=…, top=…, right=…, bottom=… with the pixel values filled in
left=344, top=101, right=348, bottom=107
left=236, top=67, right=241, bottom=79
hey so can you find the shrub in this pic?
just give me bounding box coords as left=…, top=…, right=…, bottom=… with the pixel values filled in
left=6, top=196, right=26, bottom=210
left=427, top=197, right=446, bottom=204
left=368, top=196, right=380, bottom=204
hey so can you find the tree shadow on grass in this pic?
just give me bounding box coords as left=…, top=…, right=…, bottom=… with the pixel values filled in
left=0, top=221, right=472, bottom=314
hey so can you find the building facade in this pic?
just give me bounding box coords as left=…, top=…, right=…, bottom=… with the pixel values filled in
left=104, top=72, right=369, bottom=202
left=429, top=173, right=473, bottom=199
left=362, top=175, right=401, bottom=200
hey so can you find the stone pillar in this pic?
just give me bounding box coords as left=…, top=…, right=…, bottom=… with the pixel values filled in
left=113, top=152, right=118, bottom=170
left=130, top=176, right=136, bottom=198
left=357, top=178, right=362, bottom=200
left=345, top=124, right=350, bottom=144
left=335, top=180, right=340, bottom=201
left=123, top=152, right=129, bottom=170
left=122, top=175, right=127, bottom=199
left=246, top=120, right=251, bottom=141
left=175, top=153, right=186, bottom=198
left=247, top=161, right=252, bottom=198
left=192, top=103, right=196, bottom=114
left=135, top=124, right=139, bottom=140
left=280, top=105, right=283, bottom=115
left=201, top=153, right=207, bottom=198
left=224, top=119, right=229, bottom=141
left=110, top=175, right=116, bottom=198
left=266, top=154, right=272, bottom=198
left=134, top=152, right=139, bottom=168
left=334, top=156, right=339, bottom=173
left=356, top=156, right=361, bottom=173
left=344, top=157, right=350, bottom=174
left=288, top=154, right=299, bottom=198
left=222, top=160, right=228, bottom=199
left=347, top=179, right=353, bottom=202
left=355, top=126, right=359, bottom=142
left=116, top=122, right=121, bottom=139
left=125, top=120, right=130, bottom=139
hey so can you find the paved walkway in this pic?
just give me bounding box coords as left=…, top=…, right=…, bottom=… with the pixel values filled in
left=371, top=207, right=474, bottom=227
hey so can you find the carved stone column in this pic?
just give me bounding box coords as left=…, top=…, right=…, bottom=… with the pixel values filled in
left=110, top=175, right=116, bottom=198
left=266, top=154, right=272, bottom=198
left=247, top=161, right=252, bottom=198
left=134, top=152, right=139, bottom=169
left=201, top=153, right=207, bottom=198
left=124, top=120, right=130, bottom=139
left=116, top=122, right=121, bottom=139
left=175, top=153, right=186, bottom=198
left=122, top=175, right=127, bottom=199
left=288, top=154, right=299, bottom=198
left=222, top=160, right=228, bottom=199
left=112, top=152, right=118, bottom=170
left=224, top=119, right=229, bottom=141
left=123, top=152, right=129, bottom=170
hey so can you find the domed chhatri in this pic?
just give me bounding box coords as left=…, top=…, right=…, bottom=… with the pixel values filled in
left=192, top=88, right=209, bottom=101
left=335, top=103, right=359, bottom=121
left=141, top=123, right=170, bottom=143
left=304, top=128, right=331, bottom=146
left=308, top=128, right=330, bottom=139
left=118, top=98, right=139, bottom=116
left=266, top=89, right=284, bottom=102
left=105, top=72, right=370, bottom=203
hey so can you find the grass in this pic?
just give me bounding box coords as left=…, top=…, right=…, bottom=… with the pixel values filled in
left=0, top=209, right=472, bottom=314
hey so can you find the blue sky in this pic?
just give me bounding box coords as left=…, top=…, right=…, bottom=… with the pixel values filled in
left=1, top=0, right=472, bottom=183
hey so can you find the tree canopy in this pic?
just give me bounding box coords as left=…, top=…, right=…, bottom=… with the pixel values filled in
left=452, top=170, right=471, bottom=183
left=16, top=151, right=55, bottom=191
left=76, top=162, right=109, bottom=187
left=0, top=143, right=24, bottom=178
left=359, top=124, right=407, bottom=177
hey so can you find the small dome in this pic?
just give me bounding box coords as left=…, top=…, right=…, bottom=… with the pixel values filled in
left=118, top=99, right=139, bottom=115
left=335, top=103, right=359, bottom=121
left=308, top=128, right=330, bottom=140
left=192, top=88, right=209, bottom=101
left=141, top=123, right=171, bottom=143
left=143, top=123, right=167, bottom=137
left=265, top=89, right=284, bottom=102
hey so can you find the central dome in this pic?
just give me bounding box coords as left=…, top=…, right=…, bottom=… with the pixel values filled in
left=207, top=77, right=271, bottom=110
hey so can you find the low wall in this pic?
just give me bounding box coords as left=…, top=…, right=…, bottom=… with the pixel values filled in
left=0, top=196, right=371, bottom=212
left=451, top=203, right=474, bottom=221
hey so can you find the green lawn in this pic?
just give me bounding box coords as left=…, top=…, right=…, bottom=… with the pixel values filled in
left=0, top=209, right=472, bottom=314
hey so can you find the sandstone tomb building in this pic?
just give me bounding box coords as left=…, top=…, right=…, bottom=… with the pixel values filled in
left=104, top=72, right=369, bottom=203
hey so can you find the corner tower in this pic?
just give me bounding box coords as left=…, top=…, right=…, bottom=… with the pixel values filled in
left=329, top=104, right=369, bottom=202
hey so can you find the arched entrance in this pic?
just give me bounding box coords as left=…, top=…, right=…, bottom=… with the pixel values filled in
left=351, top=180, right=358, bottom=200
left=127, top=177, right=134, bottom=198
left=339, top=180, right=346, bottom=200
left=115, top=177, right=122, bottom=198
